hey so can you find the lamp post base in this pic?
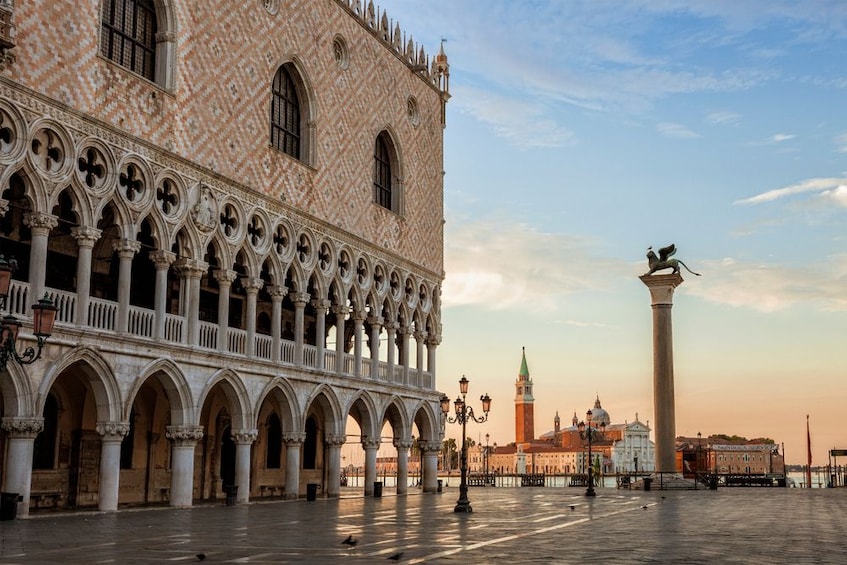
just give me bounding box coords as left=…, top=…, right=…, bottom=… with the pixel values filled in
left=585, top=488, right=596, bottom=497
left=454, top=498, right=473, bottom=513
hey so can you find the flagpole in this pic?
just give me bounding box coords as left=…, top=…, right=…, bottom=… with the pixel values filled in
left=806, top=415, right=813, bottom=488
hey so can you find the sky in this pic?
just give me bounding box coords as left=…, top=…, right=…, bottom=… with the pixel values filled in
left=378, top=0, right=846, bottom=466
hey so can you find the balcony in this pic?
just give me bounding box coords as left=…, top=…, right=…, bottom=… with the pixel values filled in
left=8, top=280, right=433, bottom=389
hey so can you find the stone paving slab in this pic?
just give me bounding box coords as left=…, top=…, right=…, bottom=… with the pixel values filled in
left=1, top=487, right=844, bottom=564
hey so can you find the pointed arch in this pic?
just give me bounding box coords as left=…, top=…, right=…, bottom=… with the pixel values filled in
left=255, top=377, right=301, bottom=432
left=270, top=56, right=316, bottom=165
left=381, top=395, right=411, bottom=441
left=0, top=362, right=35, bottom=418
left=411, top=399, right=441, bottom=442
left=197, top=369, right=253, bottom=430
left=303, top=384, right=343, bottom=435
left=37, top=346, right=122, bottom=422
left=346, top=390, right=379, bottom=439
left=126, top=357, right=194, bottom=425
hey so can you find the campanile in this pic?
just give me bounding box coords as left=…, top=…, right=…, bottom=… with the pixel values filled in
left=514, top=347, right=535, bottom=445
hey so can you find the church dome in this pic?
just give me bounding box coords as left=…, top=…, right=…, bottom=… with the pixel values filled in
left=588, top=396, right=611, bottom=426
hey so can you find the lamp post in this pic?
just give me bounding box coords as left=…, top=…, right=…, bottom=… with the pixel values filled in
left=577, top=409, right=605, bottom=497
left=0, top=255, right=58, bottom=371
left=484, top=433, right=490, bottom=484
left=440, top=376, right=491, bottom=513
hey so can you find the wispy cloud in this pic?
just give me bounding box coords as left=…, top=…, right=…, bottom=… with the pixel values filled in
left=657, top=122, right=700, bottom=139
left=706, top=111, right=742, bottom=126
left=442, top=219, right=626, bottom=310
left=735, top=177, right=847, bottom=205
left=686, top=256, right=847, bottom=312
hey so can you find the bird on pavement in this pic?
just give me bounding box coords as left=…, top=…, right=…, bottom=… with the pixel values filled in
left=342, top=535, right=358, bottom=547
left=387, top=552, right=404, bottom=561
left=196, top=554, right=206, bottom=561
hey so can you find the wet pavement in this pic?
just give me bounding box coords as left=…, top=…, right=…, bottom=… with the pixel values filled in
left=1, top=485, right=843, bottom=563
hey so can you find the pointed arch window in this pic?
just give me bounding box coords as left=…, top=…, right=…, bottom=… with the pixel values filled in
left=271, top=66, right=301, bottom=159
left=265, top=413, right=282, bottom=469
left=374, top=132, right=393, bottom=210
left=100, top=0, right=157, bottom=82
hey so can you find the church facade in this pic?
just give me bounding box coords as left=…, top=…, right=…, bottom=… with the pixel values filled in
left=0, top=0, right=450, bottom=517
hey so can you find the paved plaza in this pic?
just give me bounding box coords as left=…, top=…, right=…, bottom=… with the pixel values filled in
left=1, top=486, right=844, bottom=564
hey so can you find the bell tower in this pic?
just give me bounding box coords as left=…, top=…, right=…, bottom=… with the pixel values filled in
left=514, top=347, right=535, bottom=445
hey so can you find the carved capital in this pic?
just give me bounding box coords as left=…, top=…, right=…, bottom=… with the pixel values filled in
left=149, top=249, right=177, bottom=269
left=231, top=429, right=259, bottom=444
left=331, top=305, right=350, bottom=318
left=325, top=433, right=347, bottom=447
left=420, top=441, right=443, bottom=453
left=282, top=432, right=306, bottom=445
left=23, top=212, right=58, bottom=233
left=96, top=421, right=130, bottom=441
left=394, top=439, right=414, bottom=450
left=367, top=315, right=384, bottom=327
left=426, top=333, right=442, bottom=346
left=290, top=291, right=310, bottom=306
left=213, top=268, right=238, bottom=285
left=361, top=438, right=380, bottom=450
left=166, top=425, right=204, bottom=446
left=113, top=238, right=142, bottom=258
left=413, top=330, right=427, bottom=342
left=269, top=285, right=288, bottom=300
left=240, top=276, right=264, bottom=293
left=311, top=298, right=331, bottom=311
left=71, top=226, right=102, bottom=248
left=351, top=310, right=367, bottom=323
left=1, top=417, right=44, bottom=438
left=174, top=258, right=208, bottom=279
left=639, top=273, right=684, bottom=306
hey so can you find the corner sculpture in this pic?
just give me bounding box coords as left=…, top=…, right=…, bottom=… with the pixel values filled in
left=644, top=244, right=700, bottom=276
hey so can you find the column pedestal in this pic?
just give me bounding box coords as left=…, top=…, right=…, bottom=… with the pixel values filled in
left=640, top=273, right=683, bottom=474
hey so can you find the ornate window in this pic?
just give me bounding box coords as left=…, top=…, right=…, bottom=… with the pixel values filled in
left=100, top=0, right=157, bottom=82
left=271, top=65, right=301, bottom=158
left=373, top=132, right=392, bottom=210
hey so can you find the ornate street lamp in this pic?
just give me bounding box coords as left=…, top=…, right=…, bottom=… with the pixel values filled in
left=0, top=255, right=59, bottom=371
left=440, top=375, right=491, bottom=513
left=484, top=432, right=490, bottom=483
left=577, top=409, right=605, bottom=497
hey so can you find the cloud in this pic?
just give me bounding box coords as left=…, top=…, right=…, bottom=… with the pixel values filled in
left=706, top=111, right=742, bottom=126
left=835, top=133, right=847, bottom=153
left=685, top=256, right=847, bottom=313
left=442, top=219, right=627, bottom=310
left=735, top=177, right=847, bottom=205
left=453, top=85, right=575, bottom=148
left=770, top=133, right=795, bottom=143
left=657, top=122, right=700, bottom=139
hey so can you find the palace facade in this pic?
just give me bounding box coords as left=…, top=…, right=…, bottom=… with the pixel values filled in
left=0, top=0, right=450, bottom=517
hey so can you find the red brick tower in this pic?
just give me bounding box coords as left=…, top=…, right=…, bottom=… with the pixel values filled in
left=515, top=347, right=535, bottom=446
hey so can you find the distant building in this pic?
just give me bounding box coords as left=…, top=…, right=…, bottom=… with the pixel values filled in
left=676, top=436, right=785, bottom=477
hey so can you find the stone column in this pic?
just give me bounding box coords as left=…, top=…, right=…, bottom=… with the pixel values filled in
left=362, top=438, right=379, bottom=496
left=413, top=330, right=427, bottom=387
left=368, top=315, right=383, bottom=378
left=166, top=425, right=204, bottom=507
left=23, top=212, right=57, bottom=308
left=241, top=277, right=264, bottom=357
left=639, top=273, right=684, bottom=474
left=398, top=326, right=411, bottom=385
left=113, top=239, right=142, bottom=333
left=421, top=441, right=441, bottom=494
left=291, top=292, right=310, bottom=365
left=312, top=299, right=331, bottom=369
left=175, top=259, right=207, bottom=346
left=149, top=250, right=176, bottom=340
left=385, top=322, right=397, bottom=382
left=71, top=226, right=101, bottom=326
left=96, top=421, right=130, bottom=512
left=282, top=432, right=305, bottom=499
left=352, top=310, right=365, bottom=377
left=1, top=417, right=43, bottom=518
left=394, top=439, right=413, bottom=495
left=232, top=429, right=258, bottom=503
left=214, top=269, right=237, bottom=351
left=324, top=434, right=346, bottom=498
left=332, top=305, right=348, bottom=375
left=426, top=333, right=441, bottom=385
left=269, top=286, right=288, bottom=362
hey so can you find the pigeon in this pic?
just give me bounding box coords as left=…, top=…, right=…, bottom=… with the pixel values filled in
left=196, top=554, right=206, bottom=561
left=342, top=535, right=358, bottom=547
left=641, top=505, right=649, bottom=509
left=387, top=552, right=404, bottom=561
left=569, top=504, right=576, bottom=510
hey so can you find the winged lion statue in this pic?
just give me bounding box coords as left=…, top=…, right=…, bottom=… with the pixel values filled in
left=644, top=244, right=701, bottom=276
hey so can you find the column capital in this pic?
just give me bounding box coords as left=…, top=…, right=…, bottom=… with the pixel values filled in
left=325, top=433, right=347, bottom=446
left=290, top=291, right=311, bottom=306
left=149, top=249, right=177, bottom=269
left=426, top=333, right=442, bottom=346
left=240, top=276, right=264, bottom=293
left=394, top=439, right=414, bottom=450
left=332, top=304, right=350, bottom=317
left=397, top=325, right=412, bottom=336
left=639, top=273, right=684, bottom=305
left=166, top=425, right=205, bottom=446
left=269, top=285, right=289, bottom=300
left=311, top=298, right=332, bottom=311
left=113, top=238, right=142, bottom=257
left=71, top=226, right=102, bottom=248
left=174, top=258, right=208, bottom=279
left=351, top=310, right=367, bottom=323
left=367, top=315, right=384, bottom=327
left=23, top=211, right=58, bottom=232
left=361, top=438, right=380, bottom=450
left=420, top=440, right=443, bottom=453
left=231, top=429, right=259, bottom=444
left=1, top=417, right=44, bottom=438
left=213, top=268, right=238, bottom=284
left=413, top=330, right=428, bottom=341
left=96, top=421, right=130, bottom=441
left=282, top=432, right=306, bottom=445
